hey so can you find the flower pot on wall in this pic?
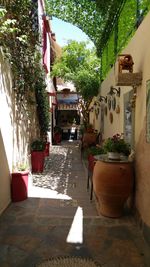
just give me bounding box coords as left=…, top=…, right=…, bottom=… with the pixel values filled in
left=11, top=171, right=29, bottom=202
left=93, top=160, right=134, bottom=218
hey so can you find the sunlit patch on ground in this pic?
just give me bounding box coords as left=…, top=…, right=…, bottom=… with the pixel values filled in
left=28, top=145, right=72, bottom=200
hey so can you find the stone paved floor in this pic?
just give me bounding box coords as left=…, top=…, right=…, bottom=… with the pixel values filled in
left=0, top=141, right=150, bottom=267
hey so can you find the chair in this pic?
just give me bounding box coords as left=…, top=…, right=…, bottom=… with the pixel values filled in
left=87, top=154, right=97, bottom=201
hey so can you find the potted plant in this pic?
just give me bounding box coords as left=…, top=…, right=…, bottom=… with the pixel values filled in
left=11, top=162, right=29, bottom=202
left=82, top=124, right=97, bottom=148
left=44, top=141, right=50, bottom=157
left=92, top=134, right=133, bottom=218
left=31, top=139, right=45, bottom=173
left=87, top=145, right=105, bottom=157
left=103, top=133, right=131, bottom=160
left=53, top=126, right=62, bottom=144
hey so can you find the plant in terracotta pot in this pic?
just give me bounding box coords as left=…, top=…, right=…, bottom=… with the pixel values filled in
left=11, top=162, right=29, bottom=202
left=93, top=135, right=133, bottom=218
left=82, top=124, right=97, bottom=148
left=86, top=123, right=94, bottom=133
left=30, top=139, right=45, bottom=173
left=103, top=133, right=131, bottom=160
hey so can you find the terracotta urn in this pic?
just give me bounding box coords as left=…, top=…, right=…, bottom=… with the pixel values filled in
left=93, top=160, right=134, bottom=218
left=82, top=132, right=97, bottom=147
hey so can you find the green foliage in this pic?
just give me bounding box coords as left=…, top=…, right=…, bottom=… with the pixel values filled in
left=17, top=163, right=28, bottom=171
left=87, top=146, right=105, bottom=156
left=45, top=0, right=124, bottom=52
left=54, top=126, right=62, bottom=134
left=101, top=0, right=150, bottom=79
left=0, top=0, right=39, bottom=101
left=35, top=75, right=50, bottom=135
left=1, top=1, right=50, bottom=136
left=46, top=0, right=150, bottom=80
left=51, top=40, right=100, bottom=101
left=31, top=140, right=45, bottom=152
left=103, top=134, right=131, bottom=156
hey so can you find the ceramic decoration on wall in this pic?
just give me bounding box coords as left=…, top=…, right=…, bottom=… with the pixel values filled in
left=116, top=104, right=120, bottom=114
left=108, top=97, right=111, bottom=110
left=115, top=93, right=120, bottom=114
left=109, top=112, right=113, bottom=123
left=146, top=79, right=150, bottom=142
left=112, top=96, right=116, bottom=111
left=95, top=108, right=99, bottom=119
left=105, top=106, right=107, bottom=116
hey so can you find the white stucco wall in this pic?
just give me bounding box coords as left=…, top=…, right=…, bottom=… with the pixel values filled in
left=99, top=11, right=150, bottom=227
left=0, top=48, right=38, bottom=214
left=0, top=49, right=13, bottom=213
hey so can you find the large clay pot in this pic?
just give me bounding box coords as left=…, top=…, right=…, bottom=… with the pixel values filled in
left=82, top=132, right=97, bottom=147
left=93, top=160, right=134, bottom=218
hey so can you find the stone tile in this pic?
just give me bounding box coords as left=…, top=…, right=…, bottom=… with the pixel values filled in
left=0, top=141, right=150, bottom=267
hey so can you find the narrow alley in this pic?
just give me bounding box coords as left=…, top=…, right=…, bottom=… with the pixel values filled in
left=0, top=141, right=150, bottom=267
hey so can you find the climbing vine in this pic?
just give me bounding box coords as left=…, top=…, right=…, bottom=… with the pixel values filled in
left=46, top=0, right=150, bottom=80
left=0, top=0, right=50, bottom=135
left=45, top=0, right=124, bottom=54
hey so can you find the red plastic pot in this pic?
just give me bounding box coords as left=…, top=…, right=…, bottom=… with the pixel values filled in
left=88, top=154, right=96, bottom=172
left=54, top=132, right=61, bottom=144
left=11, top=171, right=29, bottom=202
left=31, top=151, right=45, bottom=173
left=44, top=142, right=50, bottom=157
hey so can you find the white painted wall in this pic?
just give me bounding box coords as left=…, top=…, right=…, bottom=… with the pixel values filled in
left=99, top=12, right=150, bottom=227
left=0, top=48, right=38, bottom=214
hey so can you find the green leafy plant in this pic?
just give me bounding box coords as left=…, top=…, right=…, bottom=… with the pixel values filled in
left=54, top=126, right=62, bottom=134
left=35, top=74, right=50, bottom=135
left=46, top=0, right=150, bottom=80
left=51, top=40, right=100, bottom=101
left=46, top=0, right=124, bottom=53
left=12, top=162, right=28, bottom=172
left=0, top=1, right=50, bottom=137
left=103, top=133, right=131, bottom=156
left=51, top=40, right=100, bottom=125
left=31, top=140, right=45, bottom=152
left=87, top=146, right=105, bottom=157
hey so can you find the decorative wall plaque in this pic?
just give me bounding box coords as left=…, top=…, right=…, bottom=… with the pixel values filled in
left=146, top=79, right=150, bottom=142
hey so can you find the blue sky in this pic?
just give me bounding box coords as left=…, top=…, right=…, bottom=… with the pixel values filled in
left=51, top=17, right=94, bottom=48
